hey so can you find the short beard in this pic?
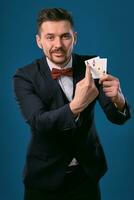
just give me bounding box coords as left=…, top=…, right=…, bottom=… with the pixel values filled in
left=48, top=51, right=71, bottom=67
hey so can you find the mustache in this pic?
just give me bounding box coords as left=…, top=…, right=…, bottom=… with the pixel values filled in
left=51, top=48, right=65, bottom=53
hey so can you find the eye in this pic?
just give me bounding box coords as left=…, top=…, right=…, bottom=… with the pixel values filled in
left=62, top=33, right=72, bottom=40
left=46, top=35, right=54, bottom=41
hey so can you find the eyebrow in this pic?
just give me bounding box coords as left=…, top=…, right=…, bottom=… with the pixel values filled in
left=45, top=32, right=71, bottom=36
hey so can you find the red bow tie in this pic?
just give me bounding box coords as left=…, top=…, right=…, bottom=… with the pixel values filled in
left=51, top=68, right=73, bottom=80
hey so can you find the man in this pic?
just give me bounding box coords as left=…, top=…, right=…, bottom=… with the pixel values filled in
left=13, top=8, right=131, bottom=200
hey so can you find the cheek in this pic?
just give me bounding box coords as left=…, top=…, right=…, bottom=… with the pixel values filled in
left=66, top=41, right=74, bottom=51
left=42, top=43, right=51, bottom=53
left=67, top=44, right=74, bottom=54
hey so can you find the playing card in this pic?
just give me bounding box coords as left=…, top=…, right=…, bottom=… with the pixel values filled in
left=85, top=56, right=100, bottom=68
left=85, top=57, right=107, bottom=79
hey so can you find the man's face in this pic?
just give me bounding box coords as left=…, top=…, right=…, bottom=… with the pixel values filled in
left=36, top=20, right=77, bottom=66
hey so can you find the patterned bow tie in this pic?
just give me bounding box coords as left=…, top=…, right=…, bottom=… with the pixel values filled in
left=51, top=68, right=73, bottom=79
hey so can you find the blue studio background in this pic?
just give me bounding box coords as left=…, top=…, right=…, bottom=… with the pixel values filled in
left=0, top=0, right=134, bottom=200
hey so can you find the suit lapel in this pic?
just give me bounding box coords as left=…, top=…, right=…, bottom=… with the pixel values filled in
left=39, top=56, right=53, bottom=81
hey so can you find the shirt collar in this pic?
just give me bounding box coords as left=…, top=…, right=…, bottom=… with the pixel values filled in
left=46, top=56, right=72, bottom=71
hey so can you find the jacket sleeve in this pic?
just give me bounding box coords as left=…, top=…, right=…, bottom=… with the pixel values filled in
left=97, top=82, right=131, bottom=125
left=13, top=68, right=77, bottom=134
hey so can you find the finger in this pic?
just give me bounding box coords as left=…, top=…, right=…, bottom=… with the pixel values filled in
left=104, top=91, right=117, bottom=98
left=99, top=74, right=115, bottom=84
left=102, top=80, right=114, bottom=87
left=85, top=65, right=92, bottom=83
left=103, top=86, right=114, bottom=93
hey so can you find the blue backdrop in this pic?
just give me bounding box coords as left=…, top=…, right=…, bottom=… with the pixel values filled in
left=0, top=0, right=133, bottom=199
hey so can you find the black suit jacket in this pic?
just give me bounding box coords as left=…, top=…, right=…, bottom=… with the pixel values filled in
left=13, top=53, right=131, bottom=191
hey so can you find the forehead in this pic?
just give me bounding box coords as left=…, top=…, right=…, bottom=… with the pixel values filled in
left=40, top=20, right=73, bottom=34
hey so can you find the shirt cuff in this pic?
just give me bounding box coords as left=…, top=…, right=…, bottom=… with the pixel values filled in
left=114, top=100, right=128, bottom=116
left=74, top=113, right=80, bottom=122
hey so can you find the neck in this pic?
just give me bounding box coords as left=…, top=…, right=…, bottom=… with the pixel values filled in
left=60, top=57, right=72, bottom=68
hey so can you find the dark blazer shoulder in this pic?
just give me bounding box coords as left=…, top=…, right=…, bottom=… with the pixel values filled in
left=16, top=58, right=43, bottom=74
left=13, top=57, right=48, bottom=81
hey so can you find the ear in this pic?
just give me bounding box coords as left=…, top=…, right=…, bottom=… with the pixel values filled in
left=73, top=32, right=77, bottom=45
left=36, top=34, right=42, bottom=49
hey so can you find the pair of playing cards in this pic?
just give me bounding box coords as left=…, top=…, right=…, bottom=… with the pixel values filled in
left=85, top=56, right=107, bottom=79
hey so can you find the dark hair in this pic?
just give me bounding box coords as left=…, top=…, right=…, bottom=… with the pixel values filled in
left=37, top=8, right=74, bottom=33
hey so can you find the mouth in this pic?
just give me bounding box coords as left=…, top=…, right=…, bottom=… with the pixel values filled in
left=51, top=49, right=65, bottom=57
left=52, top=52, right=65, bottom=57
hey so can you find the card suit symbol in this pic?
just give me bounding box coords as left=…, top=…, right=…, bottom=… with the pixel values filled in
left=93, top=60, right=95, bottom=67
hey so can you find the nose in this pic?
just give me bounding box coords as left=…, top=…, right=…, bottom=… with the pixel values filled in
left=54, top=37, right=62, bottom=48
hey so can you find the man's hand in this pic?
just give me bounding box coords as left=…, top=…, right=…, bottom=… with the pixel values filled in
left=70, top=65, right=99, bottom=115
left=99, top=74, right=125, bottom=111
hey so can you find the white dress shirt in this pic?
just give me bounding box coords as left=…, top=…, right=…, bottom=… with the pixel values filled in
left=46, top=57, right=78, bottom=167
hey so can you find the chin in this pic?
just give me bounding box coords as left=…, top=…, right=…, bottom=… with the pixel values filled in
left=51, top=57, right=68, bottom=65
